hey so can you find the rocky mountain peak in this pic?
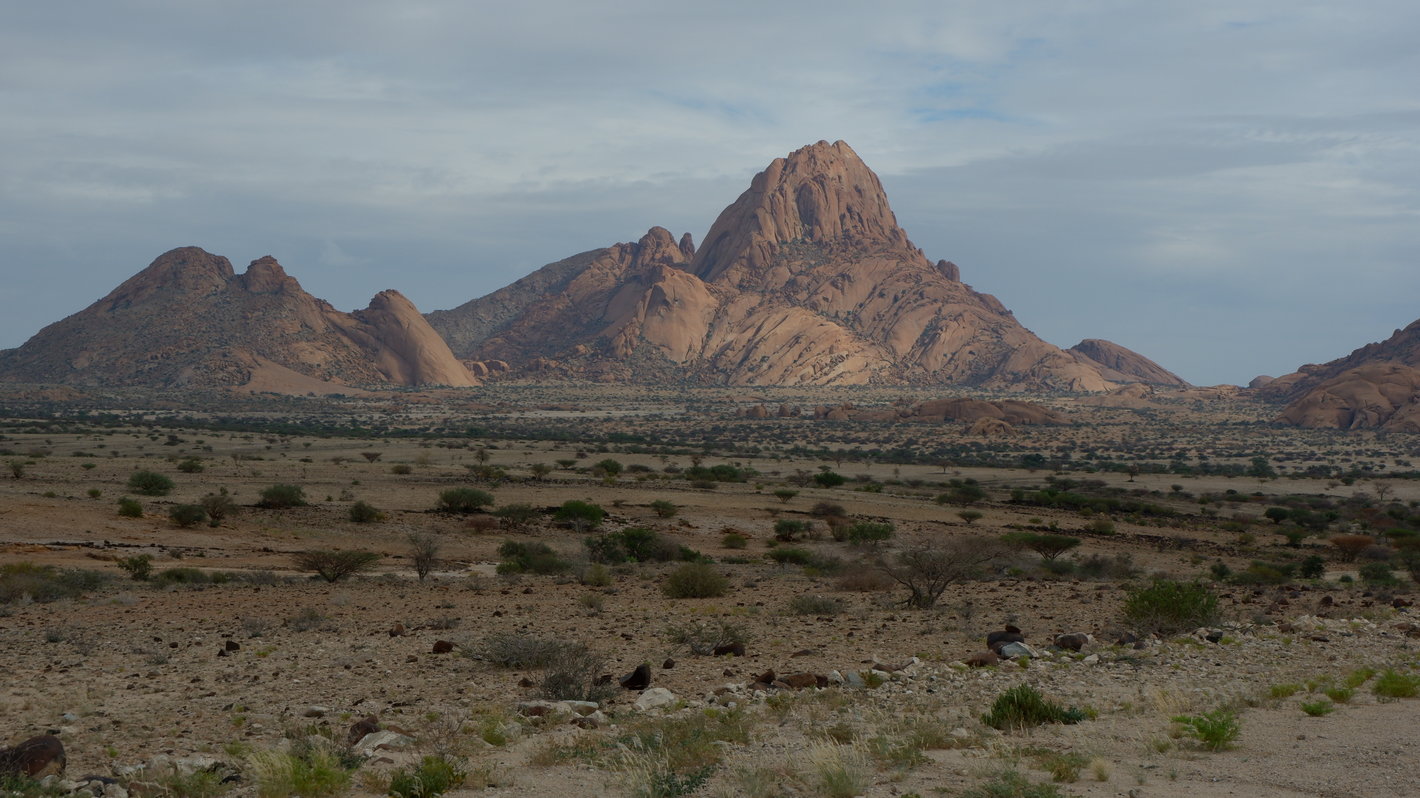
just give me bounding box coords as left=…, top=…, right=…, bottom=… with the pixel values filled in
left=104, top=246, right=234, bottom=310
left=690, top=139, right=913, bottom=287
left=239, top=256, right=302, bottom=295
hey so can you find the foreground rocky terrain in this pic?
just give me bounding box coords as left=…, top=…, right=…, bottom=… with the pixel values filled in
left=2, top=386, right=1419, bottom=797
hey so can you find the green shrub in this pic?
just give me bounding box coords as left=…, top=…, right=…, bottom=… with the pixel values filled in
left=496, top=541, right=569, bottom=574
left=175, top=457, right=205, bottom=473
left=813, top=471, right=846, bottom=488
left=257, top=483, right=308, bottom=509
left=127, top=470, right=174, bottom=496
left=788, top=594, right=844, bottom=615
left=246, top=743, right=352, bottom=798
left=477, top=632, right=579, bottom=668
left=1122, top=579, right=1219, bottom=635
left=153, top=567, right=213, bottom=586
left=665, top=618, right=749, bottom=655
left=773, top=519, right=809, bottom=542
left=650, top=500, right=678, bottom=518
left=348, top=500, right=382, bottom=523
left=292, top=550, right=380, bottom=583
left=117, top=554, right=153, bottom=581
left=1300, top=700, right=1334, bottom=717
left=936, top=481, right=986, bottom=505
left=585, top=527, right=679, bottom=564
left=493, top=502, right=540, bottom=529
left=554, top=500, right=605, bottom=531
left=1299, top=555, right=1326, bottom=579
left=436, top=487, right=493, bottom=514
left=1001, top=532, right=1082, bottom=561
left=1171, top=709, right=1240, bottom=751
left=117, top=497, right=143, bottom=518
left=981, top=684, right=1086, bottom=731
left=390, top=463, right=413, bottom=475
left=1372, top=669, right=1420, bottom=698
left=845, top=521, right=893, bottom=545
left=773, top=489, right=799, bottom=503
left=662, top=562, right=728, bottom=598
left=959, top=769, right=1064, bottom=798
left=1359, top=561, right=1399, bottom=586
left=766, top=547, right=813, bottom=567
left=721, top=531, right=748, bottom=549
left=200, top=491, right=237, bottom=525
left=169, top=504, right=209, bottom=528
left=1, top=563, right=108, bottom=604
left=388, top=755, right=466, bottom=798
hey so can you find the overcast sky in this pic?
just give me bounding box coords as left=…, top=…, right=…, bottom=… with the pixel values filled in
left=3, top=1, right=1417, bottom=386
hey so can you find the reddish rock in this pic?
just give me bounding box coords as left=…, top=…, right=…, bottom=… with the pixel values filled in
left=347, top=716, right=381, bottom=746
left=431, top=640, right=454, bottom=654
left=0, top=735, right=66, bottom=778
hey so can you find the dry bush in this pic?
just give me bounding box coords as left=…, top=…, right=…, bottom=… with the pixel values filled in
left=835, top=567, right=895, bottom=592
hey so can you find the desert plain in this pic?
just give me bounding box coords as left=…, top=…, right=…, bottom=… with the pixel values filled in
left=2, top=383, right=1419, bottom=798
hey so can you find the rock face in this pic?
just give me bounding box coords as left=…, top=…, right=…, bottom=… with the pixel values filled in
left=429, top=141, right=1126, bottom=390
left=0, top=247, right=477, bottom=391
left=1268, top=319, right=1420, bottom=431
left=1068, top=339, right=1188, bottom=386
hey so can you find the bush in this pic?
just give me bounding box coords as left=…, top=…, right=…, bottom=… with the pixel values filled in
left=767, top=547, right=814, bottom=567
left=773, top=519, right=809, bottom=542
left=1299, top=555, right=1326, bottom=579
left=494, top=503, right=540, bottom=530
left=585, top=527, right=679, bottom=564
left=937, top=482, right=987, bottom=505
left=788, top=594, right=844, bottom=615
left=1171, top=709, right=1240, bottom=751
left=1122, top=579, right=1219, bottom=635
left=257, top=483, right=308, bottom=509
left=246, top=743, right=352, bottom=798
left=1359, top=561, right=1399, bottom=586
left=773, top=489, right=799, bottom=503
left=1372, top=669, right=1420, bottom=698
left=477, top=632, right=579, bottom=668
left=845, top=522, right=893, bottom=545
left=408, top=533, right=440, bottom=581
left=292, top=550, right=380, bottom=583
left=496, top=541, right=569, bottom=574
left=388, top=755, right=466, bottom=798
left=959, top=769, right=1065, bottom=798
left=348, top=500, right=382, bottom=523
left=153, top=567, right=215, bottom=586
left=117, top=554, right=153, bottom=581
left=649, top=499, right=678, bottom=518
left=982, top=684, right=1086, bottom=731
left=1, top=563, right=108, bottom=604
left=200, top=491, right=237, bottom=525
left=175, top=457, right=205, bottom=473
left=1001, top=532, right=1082, bottom=561
left=117, top=497, right=143, bottom=518
left=813, top=471, right=846, bottom=488
left=666, top=618, right=749, bottom=655
left=436, top=487, right=493, bottom=514
left=721, top=531, right=748, bottom=549
left=169, top=504, right=208, bottom=528
left=662, top=562, right=729, bottom=598
left=879, top=538, right=1004, bottom=609
left=538, top=643, right=617, bottom=703
left=555, top=500, right=605, bottom=532
left=127, top=470, right=174, bottom=496
left=1330, top=534, right=1374, bottom=563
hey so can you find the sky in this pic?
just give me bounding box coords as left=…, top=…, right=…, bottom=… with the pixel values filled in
left=2, top=1, right=1418, bottom=386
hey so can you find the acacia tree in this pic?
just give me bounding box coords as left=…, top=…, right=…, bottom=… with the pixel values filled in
left=408, top=533, right=441, bottom=581
left=293, top=549, right=380, bottom=583
left=878, top=537, right=1004, bottom=609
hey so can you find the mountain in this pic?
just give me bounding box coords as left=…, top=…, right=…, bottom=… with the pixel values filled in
left=1068, top=339, right=1189, bottom=387
left=430, top=140, right=1147, bottom=390
left=0, top=247, right=477, bottom=391
left=1267, top=319, right=1420, bottom=431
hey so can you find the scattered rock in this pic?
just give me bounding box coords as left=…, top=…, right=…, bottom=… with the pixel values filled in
left=389, top=623, right=406, bottom=637
left=779, top=672, right=821, bottom=690
left=986, top=627, right=1025, bottom=653
left=431, top=640, right=454, bottom=654
left=347, top=716, right=380, bottom=746
left=712, top=642, right=746, bottom=657
left=619, top=663, right=652, bottom=691
left=303, top=706, right=329, bottom=718
left=224, top=640, right=240, bottom=652
left=1054, top=633, right=1090, bottom=652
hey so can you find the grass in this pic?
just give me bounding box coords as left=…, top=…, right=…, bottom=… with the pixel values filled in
left=1300, top=700, right=1335, bottom=717
left=246, top=744, right=352, bottom=798
left=982, top=685, right=1086, bottom=731
left=1323, top=686, right=1354, bottom=703
left=1122, top=579, right=1219, bottom=635
left=1372, top=669, right=1420, bottom=699
left=662, top=562, right=729, bottom=598
left=387, top=755, right=466, bottom=798
left=804, top=742, right=873, bottom=798
left=1268, top=683, right=1301, bottom=699
left=960, top=768, right=1066, bottom=798
left=1171, top=709, right=1241, bottom=751
left=475, top=632, right=579, bottom=668
left=1, top=562, right=108, bottom=604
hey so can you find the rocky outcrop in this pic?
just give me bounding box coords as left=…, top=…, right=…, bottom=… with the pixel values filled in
left=0, top=247, right=477, bottom=391
left=429, top=141, right=1130, bottom=391
left=1269, top=318, right=1420, bottom=430
left=1068, top=339, right=1188, bottom=386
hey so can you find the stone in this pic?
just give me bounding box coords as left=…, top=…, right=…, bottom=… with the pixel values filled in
left=224, top=640, right=240, bottom=651
left=431, top=640, right=454, bottom=654
left=0, top=735, right=65, bottom=778
left=1054, top=633, right=1090, bottom=652
left=303, top=706, right=328, bottom=718
left=998, top=642, right=1041, bottom=660
left=634, top=688, right=676, bottom=711
left=353, top=731, right=414, bottom=756
left=987, top=629, right=1025, bottom=653
left=965, top=651, right=1000, bottom=668
left=712, top=642, right=746, bottom=657
left=389, top=623, right=406, bottom=637
left=347, top=716, right=380, bottom=746
left=779, top=672, right=820, bottom=690
left=619, top=663, right=652, bottom=691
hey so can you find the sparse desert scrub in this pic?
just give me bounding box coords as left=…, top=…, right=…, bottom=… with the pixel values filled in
left=1, top=562, right=107, bottom=604
left=387, top=754, right=466, bottom=798
left=245, top=742, right=352, bottom=798
left=662, top=562, right=729, bottom=598
left=347, top=499, right=382, bottom=523
left=496, top=540, right=570, bottom=574
left=665, top=618, right=749, bottom=655
left=291, top=549, right=380, bottom=583
left=878, top=537, right=1004, bottom=609
left=1171, top=708, right=1240, bottom=751
left=1372, top=668, right=1420, bottom=699
left=435, top=487, right=493, bottom=514
left=1122, top=579, right=1219, bottom=635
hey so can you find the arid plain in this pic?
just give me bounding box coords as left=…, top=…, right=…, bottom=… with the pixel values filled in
left=3, top=384, right=1419, bottom=798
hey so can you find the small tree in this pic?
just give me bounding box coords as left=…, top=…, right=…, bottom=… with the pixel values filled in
left=169, top=504, right=209, bottom=528
left=649, top=499, right=678, bottom=518
left=408, top=533, right=440, bottom=581
left=958, top=509, right=984, bottom=525
left=1263, top=507, right=1291, bottom=525
left=293, top=549, right=380, bottom=583
left=175, top=457, right=205, bottom=473
left=117, top=497, right=143, bottom=518
left=529, top=463, right=553, bottom=480
left=845, top=521, right=893, bottom=546
left=348, top=500, right=383, bottom=523
left=773, top=489, right=799, bottom=504
left=127, top=470, right=174, bottom=496
left=436, top=487, right=494, bottom=514
left=662, top=562, right=729, bottom=598
left=592, top=459, right=624, bottom=479
left=555, top=500, right=605, bottom=532
left=1330, top=535, right=1374, bottom=563
left=774, top=519, right=809, bottom=542
left=1001, top=531, right=1082, bottom=562
left=1123, top=579, right=1219, bottom=635
left=494, top=503, right=540, bottom=530
left=879, top=538, right=1004, bottom=609
left=7, top=460, right=24, bottom=479
left=117, top=554, right=153, bottom=581
left=813, top=471, right=846, bottom=488
left=257, top=483, right=307, bottom=509
left=200, top=490, right=237, bottom=526
left=360, top=451, right=382, bottom=463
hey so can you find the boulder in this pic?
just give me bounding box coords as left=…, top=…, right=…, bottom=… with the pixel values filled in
left=346, top=716, right=380, bottom=746
left=619, top=663, right=652, bottom=691
left=1054, top=633, right=1091, bottom=652
left=634, top=688, right=677, bottom=711
left=353, top=731, right=414, bottom=756
left=0, top=735, right=65, bottom=778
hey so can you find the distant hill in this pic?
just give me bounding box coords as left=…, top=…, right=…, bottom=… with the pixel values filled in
left=1265, top=319, right=1420, bottom=431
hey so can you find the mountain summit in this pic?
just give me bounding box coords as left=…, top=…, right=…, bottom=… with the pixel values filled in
left=0, top=247, right=477, bottom=391
left=430, top=140, right=1155, bottom=389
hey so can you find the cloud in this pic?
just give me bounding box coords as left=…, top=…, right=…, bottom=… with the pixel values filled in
left=2, top=1, right=1419, bottom=385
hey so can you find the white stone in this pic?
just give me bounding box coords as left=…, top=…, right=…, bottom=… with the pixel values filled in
left=353, top=730, right=415, bottom=755
left=635, top=687, right=677, bottom=711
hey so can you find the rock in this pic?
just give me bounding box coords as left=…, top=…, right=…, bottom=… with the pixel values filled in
left=843, top=671, right=867, bottom=688
left=224, top=640, right=240, bottom=651
left=1054, top=633, right=1090, bottom=652
left=303, top=706, right=329, bottom=718
left=431, top=640, right=454, bottom=654
left=0, top=735, right=66, bottom=778
left=997, top=642, right=1041, bottom=659
left=346, top=716, right=380, bottom=746
left=389, top=623, right=406, bottom=637
left=965, top=651, right=1000, bottom=668
left=662, top=658, right=675, bottom=669
left=987, top=628, right=1025, bottom=653
left=752, top=670, right=776, bottom=685
left=1082, top=654, right=1100, bottom=664
left=353, top=731, right=414, bottom=756
left=619, top=663, right=652, bottom=691
left=634, top=688, right=677, bottom=711
left=1069, top=339, right=1189, bottom=387
left=779, top=673, right=820, bottom=690
left=871, top=657, right=919, bottom=672
left=561, top=701, right=600, bottom=716
left=572, top=711, right=608, bottom=729
left=712, top=642, right=746, bottom=657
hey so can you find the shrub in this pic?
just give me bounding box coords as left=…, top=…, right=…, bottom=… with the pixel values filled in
left=539, top=643, right=617, bottom=703
left=494, top=502, right=541, bottom=530
left=586, top=527, right=679, bottom=564
left=257, top=483, right=307, bottom=509
left=555, top=500, right=605, bottom=532
left=117, top=554, right=153, bottom=581
left=390, top=464, right=413, bottom=475
left=662, top=562, right=728, bottom=598
left=1330, top=534, right=1374, bottom=563
left=388, top=755, right=466, bottom=798
left=773, top=519, right=809, bottom=542
left=937, top=482, right=987, bottom=505
left=593, top=458, right=624, bottom=477
left=721, top=531, right=748, bottom=549
left=348, top=500, right=382, bottom=523
left=958, top=509, right=984, bottom=525
left=813, top=471, right=846, bottom=488
left=436, top=487, right=493, bottom=514
left=477, top=632, right=579, bottom=668
left=496, top=541, right=569, bottom=574
left=1372, top=669, right=1420, bottom=698
left=982, top=684, right=1086, bottom=731
left=1300, top=700, right=1334, bottom=717
left=788, top=594, right=844, bottom=615
left=773, top=489, right=799, bottom=503
left=1122, top=579, right=1219, bottom=635
left=767, top=547, right=814, bottom=567
left=408, top=533, right=441, bottom=581
left=127, top=470, right=174, bottom=496
left=1299, top=555, right=1326, bottom=579
left=835, top=568, right=895, bottom=592
left=1359, top=561, right=1399, bottom=586
left=649, top=499, right=678, bottom=518
left=1001, top=532, right=1082, bottom=561
left=1171, top=709, right=1240, bottom=751
left=200, top=491, right=237, bottom=525
left=1, top=563, right=108, bottom=604
left=292, top=550, right=380, bottom=583
left=845, top=521, right=893, bottom=545
left=153, top=567, right=214, bottom=586
left=879, top=538, right=1004, bottom=609
left=117, top=497, right=143, bottom=518
left=665, top=618, right=749, bottom=655
left=169, top=504, right=209, bottom=528
left=176, top=457, right=205, bottom=473
left=959, top=769, right=1064, bottom=798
